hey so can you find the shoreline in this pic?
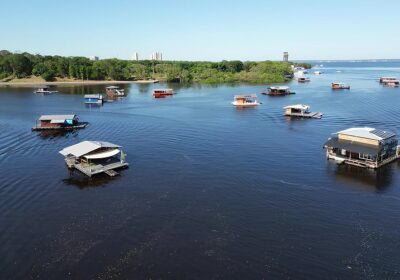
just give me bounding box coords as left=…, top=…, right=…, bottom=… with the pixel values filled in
left=0, top=79, right=159, bottom=87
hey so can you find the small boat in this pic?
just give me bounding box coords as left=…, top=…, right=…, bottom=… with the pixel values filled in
left=331, top=83, right=350, bottom=90
left=59, top=140, right=128, bottom=177
left=84, top=94, right=103, bottom=105
left=298, top=77, right=310, bottom=83
left=32, top=114, right=87, bottom=131
left=106, top=86, right=125, bottom=97
left=263, top=86, right=295, bottom=96
left=314, top=71, right=322, bottom=75
left=232, top=94, right=260, bottom=107
left=379, top=77, right=397, bottom=83
left=153, top=89, right=174, bottom=98
left=34, top=85, right=58, bottom=94
left=381, top=78, right=399, bottom=87
left=284, top=104, right=323, bottom=119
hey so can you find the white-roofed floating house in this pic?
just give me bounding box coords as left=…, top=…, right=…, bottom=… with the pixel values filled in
left=284, top=104, right=323, bottom=119
left=59, top=141, right=128, bottom=177
left=106, top=86, right=125, bottom=98
left=84, top=94, right=103, bottom=105
left=324, top=127, right=400, bottom=169
left=32, top=114, right=87, bottom=131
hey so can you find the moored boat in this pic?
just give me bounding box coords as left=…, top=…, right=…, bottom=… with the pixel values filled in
left=59, top=140, right=128, bottom=177
left=331, top=82, right=350, bottom=90
left=84, top=94, right=103, bottom=105
left=34, top=85, right=58, bottom=94
left=379, top=77, right=397, bottom=83
left=298, top=77, right=310, bottom=83
left=284, top=104, right=322, bottom=119
left=106, top=86, right=125, bottom=97
left=381, top=78, right=399, bottom=87
left=32, top=114, right=87, bottom=131
left=263, top=86, right=295, bottom=96
left=153, top=89, right=174, bottom=98
left=314, top=71, right=322, bottom=75
left=232, top=94, right=260, bottom=107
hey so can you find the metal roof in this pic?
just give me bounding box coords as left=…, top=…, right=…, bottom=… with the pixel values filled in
left=269, top=86, right=290, bottom=90
left=106, top=86, right=120, bottom=89
left=234, top=94, right=257, bottom=98
left=284, top=104, right=309, bottom=110
left=324, top=137, right=380, bottom=156
left=39, top=114, right=76, bottom=121
left=59, top=141, right=121, bottom=158
left=84, top=94, right=103, bottom=98
left=337, top=127, right=395, bottom=141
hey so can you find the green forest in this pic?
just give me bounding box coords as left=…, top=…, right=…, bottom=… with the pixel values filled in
left=0, top=50, right=310, bottom=84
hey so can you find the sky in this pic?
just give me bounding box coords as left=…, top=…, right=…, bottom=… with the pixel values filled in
left=1, top=0, right=399, bottom=61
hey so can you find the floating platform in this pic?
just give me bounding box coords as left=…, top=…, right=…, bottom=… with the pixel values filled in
left=32, top=122, right=88, bottom=131
left=284, top=112, right=323, bottom=119
left=67, top=158, right=128, bottom=177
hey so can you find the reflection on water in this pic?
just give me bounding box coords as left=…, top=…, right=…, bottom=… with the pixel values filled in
left=334, top=164, right=393, bottom=192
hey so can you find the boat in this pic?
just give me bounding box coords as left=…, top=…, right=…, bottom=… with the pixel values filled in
left=153, top=89, right=174, bottom=98
left=263, top=86, right=295, bottom=96
left=34, top=85, right=58, bottom=94
left=32, top=114, right=87, bottom=131
left=284, top=104, right=323, bottom=119
left=379, top=77, right=397, bottom=83
left=106, top=86, right=125, bottom=97
left=331, top=83, right=350, bottom=90
left=297, top=77, right=310, bottom=83
left=59, top=141, right=128, bottom=177
left=84, top=94, right=103, bottom=105
left=323, top=127, right=400, bottom=169
left=314, top=71, right=322, bottom=75
left=232, top=94, right=260, bottom=107
left=381, top=78, right=399, bottom=87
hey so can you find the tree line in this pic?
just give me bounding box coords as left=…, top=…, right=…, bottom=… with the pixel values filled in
left=0, top=50, right=310, bottom=84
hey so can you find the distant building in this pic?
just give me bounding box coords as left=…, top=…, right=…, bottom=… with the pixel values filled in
left=90, top=56, right=99, bottom=61
left=151, top=52, right=163, bottom=61
left=132, top=52, right=139, bottom=61
left=283, top=52, right=289, bottom=62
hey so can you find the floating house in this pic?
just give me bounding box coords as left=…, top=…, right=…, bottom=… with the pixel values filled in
left=84, top=94, right=104, bottom=105
left=263, top=86, right=295, bottom=96
left=106, top=86, right=125, bottom=97
left=331, top=83, right=350, bottom=90
left=59, top=141, right=128, bottom=177
left=379, top=77, right=397, bottom=83
left=298, top=77, right=310, bottom=83
left=32, top=114, right=87, bottom=131
left=232, top=94, right=260, bottom=107
left=381, top=79, right=399, bottom=87
left=284, top=104, right=323, bottom=119
left=153, top=89, right=174, bottom=98
left=324, top=127, right=400, bottom=169
left=34, top=85, right=58, bottom=94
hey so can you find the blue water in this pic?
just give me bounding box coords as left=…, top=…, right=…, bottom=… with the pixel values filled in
left=1, top=61, right=400, bottom=279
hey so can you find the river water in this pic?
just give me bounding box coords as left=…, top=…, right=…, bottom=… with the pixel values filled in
left=1, top=61, right=400, bottom=279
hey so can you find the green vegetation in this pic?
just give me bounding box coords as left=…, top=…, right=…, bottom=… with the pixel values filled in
left=0, top=50, right=297, bottom=84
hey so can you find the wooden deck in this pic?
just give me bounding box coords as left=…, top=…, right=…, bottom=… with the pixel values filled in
left=327, top=153, right=400, bottom=169
left=285, top=112, right=323, bottom=119
left=32, top=122, right=88, bottom=131
left=67, top=158, right=128, bottom=177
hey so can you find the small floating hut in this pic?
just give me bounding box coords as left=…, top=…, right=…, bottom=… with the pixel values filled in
left=59, top=141, right=128, bottom=177
left=232, top=94, right=260, bottom=107
left=284, top=104, right=322, bottom=119
left=34, top=85, right=58, bottom=94
left=324, top=127, right=400, bottom=169
left=297, top=77, right=310, bottom=83
left=84, top=94, right=104, bottom=105
left=331, top=83, right=350, bottom=90
left=263, top=86, right=295, bottom=96
left=106, top=86, right=125, bottom=97
left=153, top=89, right=174, bottom=98
left=32, top=114, right=87, bottom=131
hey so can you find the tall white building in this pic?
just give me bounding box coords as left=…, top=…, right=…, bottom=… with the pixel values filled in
left=132, top=52, right=139, bottom=61
left=151, top=52, right=163, bottom=61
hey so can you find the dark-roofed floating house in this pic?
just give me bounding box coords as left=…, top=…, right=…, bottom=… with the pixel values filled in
left=32, top=114, right=87, bottom=131
left=324, top=127, right=400, bottom=169
left=84, top=94, right=103, bottom=105
left=59, top=141, right=128, bottom=177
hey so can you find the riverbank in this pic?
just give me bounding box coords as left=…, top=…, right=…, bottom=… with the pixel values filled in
left=0, top=76, right=159, bottom=87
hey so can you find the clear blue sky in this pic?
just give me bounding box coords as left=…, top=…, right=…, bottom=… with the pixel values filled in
left=1, top=0, right=399, bottom=61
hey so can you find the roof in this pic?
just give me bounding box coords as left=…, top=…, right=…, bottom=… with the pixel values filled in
left=106, top=86, right=120, bottom=89
left=332, top=82, right=346, bottom=85
left=39, top=114, right=76, bottom=121
left=84, top=94, right=102, bottom=98
left=234, top=94, right=257, bottom=98
left=59, top=141, right=121, bottom=158
left=284, top=104, right=310, bottom=110
left=324, top=137, right=380, bottom=156
left=337, top=127, right=396, bottom=141
left=269, top=86, right=290, bottom=90
left=154, top=89, right=173, bottom=91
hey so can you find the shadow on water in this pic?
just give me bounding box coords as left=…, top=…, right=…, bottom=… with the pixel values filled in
left=35, top=129, right=82, bottom=139
left=333, top=164, right=394, bottom=192
left=62, top=170, right=125, bottom=189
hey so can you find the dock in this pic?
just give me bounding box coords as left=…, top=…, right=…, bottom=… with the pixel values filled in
left=68, top=158, right=128, bottom=177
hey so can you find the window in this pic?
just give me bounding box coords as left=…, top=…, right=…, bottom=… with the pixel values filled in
left=359, top=153, right=373, bottom=160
